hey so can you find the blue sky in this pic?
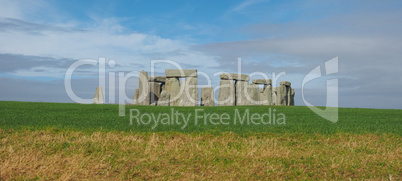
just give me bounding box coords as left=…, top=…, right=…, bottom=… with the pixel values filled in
left=0, top=0, right=401, bottom=108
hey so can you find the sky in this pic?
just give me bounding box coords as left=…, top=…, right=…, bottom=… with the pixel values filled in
left=0, top=0, right=401, bottom=109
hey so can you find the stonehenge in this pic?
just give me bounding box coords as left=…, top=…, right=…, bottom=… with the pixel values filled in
left=94, top=86, right=104, bottom=104
left=217, top=73, right=294, bottom=106
left=127, top=69, right=295, bottom=107
left=252, top=79, right=272, bottom=105
left=132, top=69, right=198, bottom=106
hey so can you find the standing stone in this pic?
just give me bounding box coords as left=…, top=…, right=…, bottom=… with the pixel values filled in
left=259, top=91, right=264, bottom=105
left=138, top=70, right=150, bottom=105
left=260, top=84, right=272, bottom=105
left=252, top=79, right=272, bottom=105
left=279, top=84, right=287, bottom=106
left=246, top=84, right=260, bottom=105
left=266, top=84, right=273, bottom=105
left=218, top=80, right=235, bottom=106
left=279, top=81, right=291, bottom=106
left=235, top=81, right=248, bottom=106
left=290, top=88, right=295, bottom=106
left=201, top=87, right=214, bottom=106
left=158, top=85, right=170, bottom=106
left=149, top=82, right=161, bottom=105
left=165, top=77, right=180, bottom=106
left=132, top=89, right=139, bottom=105
left=182, top=77, right=198, bottom=106
left=272, top=87, right=277, bottom=105
left=94, top=86, right=104, bottom=104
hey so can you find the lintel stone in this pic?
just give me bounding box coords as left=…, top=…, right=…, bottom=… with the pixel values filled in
left=148, top=76, right=166, bottom=82
left=252, top=79, right=272, bottom=85
left=280, top=81, right=291, bottom=86
left=165, top=69, right=197, bottom=78
left=220, top=73, right=250, bottom=81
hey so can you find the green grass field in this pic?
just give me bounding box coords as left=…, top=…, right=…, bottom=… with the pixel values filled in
left=0, top=101, right=401, bottom=134
left=1, top=101, right=401, bottom=180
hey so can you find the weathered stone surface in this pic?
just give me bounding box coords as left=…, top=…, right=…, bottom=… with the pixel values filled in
left=220, top=73, right=250, bottom=81
left=186, top=77, right=198, bottom=106
left=218, top=80, right=235, bottom=106
left=279, top=84, right=289, bottom=106
left=290, top=88, right=295, bottom=106
left=158, top=89, right=170, bottom=106
left=246, top=84, right=259, bottom=105
left=94, top=86, right=104, bottom=104
left=138, top=70, right=150, bottom=105
left=178, top=77, right=198, bottom=106
left=235, top=81, right=248, bottom=106
left=259, top=92, right=264, bottom=105
left=177, top=80, right=186, bottom=106
left=201, top=87, right=214, bottom=106
left=252, top=79, right=272, bottom=85
left=165, top=77, right=180, bottom=106
left=280, top=81, right=291, bottom=86
left=272, top=87, right=277, bottom=105
left=148, top=76, right=166, bottom=83
left=260, top=84, right=272, bottom=105
left=149, top=82, right=161, bottom=105
left=276, top=81, right=292, bottom=106
left=132, top=89, right=139, bottom=105
left=165, top=69, right=197, bottom=78
left=266, top=85, right=273, bottom=105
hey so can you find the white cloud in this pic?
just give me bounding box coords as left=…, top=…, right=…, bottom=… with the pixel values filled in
left=233, top=0, right=269, bottom=11
left=0, top=18, right=220, bottom=77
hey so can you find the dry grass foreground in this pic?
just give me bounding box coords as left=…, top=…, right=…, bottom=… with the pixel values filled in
left=1, top=129, right=401, bottom=180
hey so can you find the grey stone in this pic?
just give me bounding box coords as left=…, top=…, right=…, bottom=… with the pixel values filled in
left=132, top=89, right=139, bottom=105
left=266, top=85, right=273, bottom=105
left=165, top=69, right=197, bottom=78
left=246, top=84, right=259, bottom=105
left=186, top=77, right=198, bottom=106
left=201, top=87, right=214, bottom=106
left=272, top=87, right=277, bottom=105
left=165, top=77, right=180, bottom=106
left=280, top=81, right=291, bottom=86
left=220, top=73, right=250, bottom=81
left=252, top=79, right=272, bottom=85
left=138, top=70, right=150, bottom=105
left=158, top=90, right=170, bottom=106
left=94, top=86, right=104, bottom=104
left=149, top=82, right=161, bottom=105
left=148, top=76, right=166, bottom=83
left=259, top=92, right=264, bottom=105
left=218, top=80, right=235, bottom=106
left=260, top=84, right=272, bottom=105
left=279, top=84, right=290, bottom=106
left=235, top=81, right=248, bottom=106
left=178, top=77, right=198, bottom=106
left=290, top=88, right=295, bottom=106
